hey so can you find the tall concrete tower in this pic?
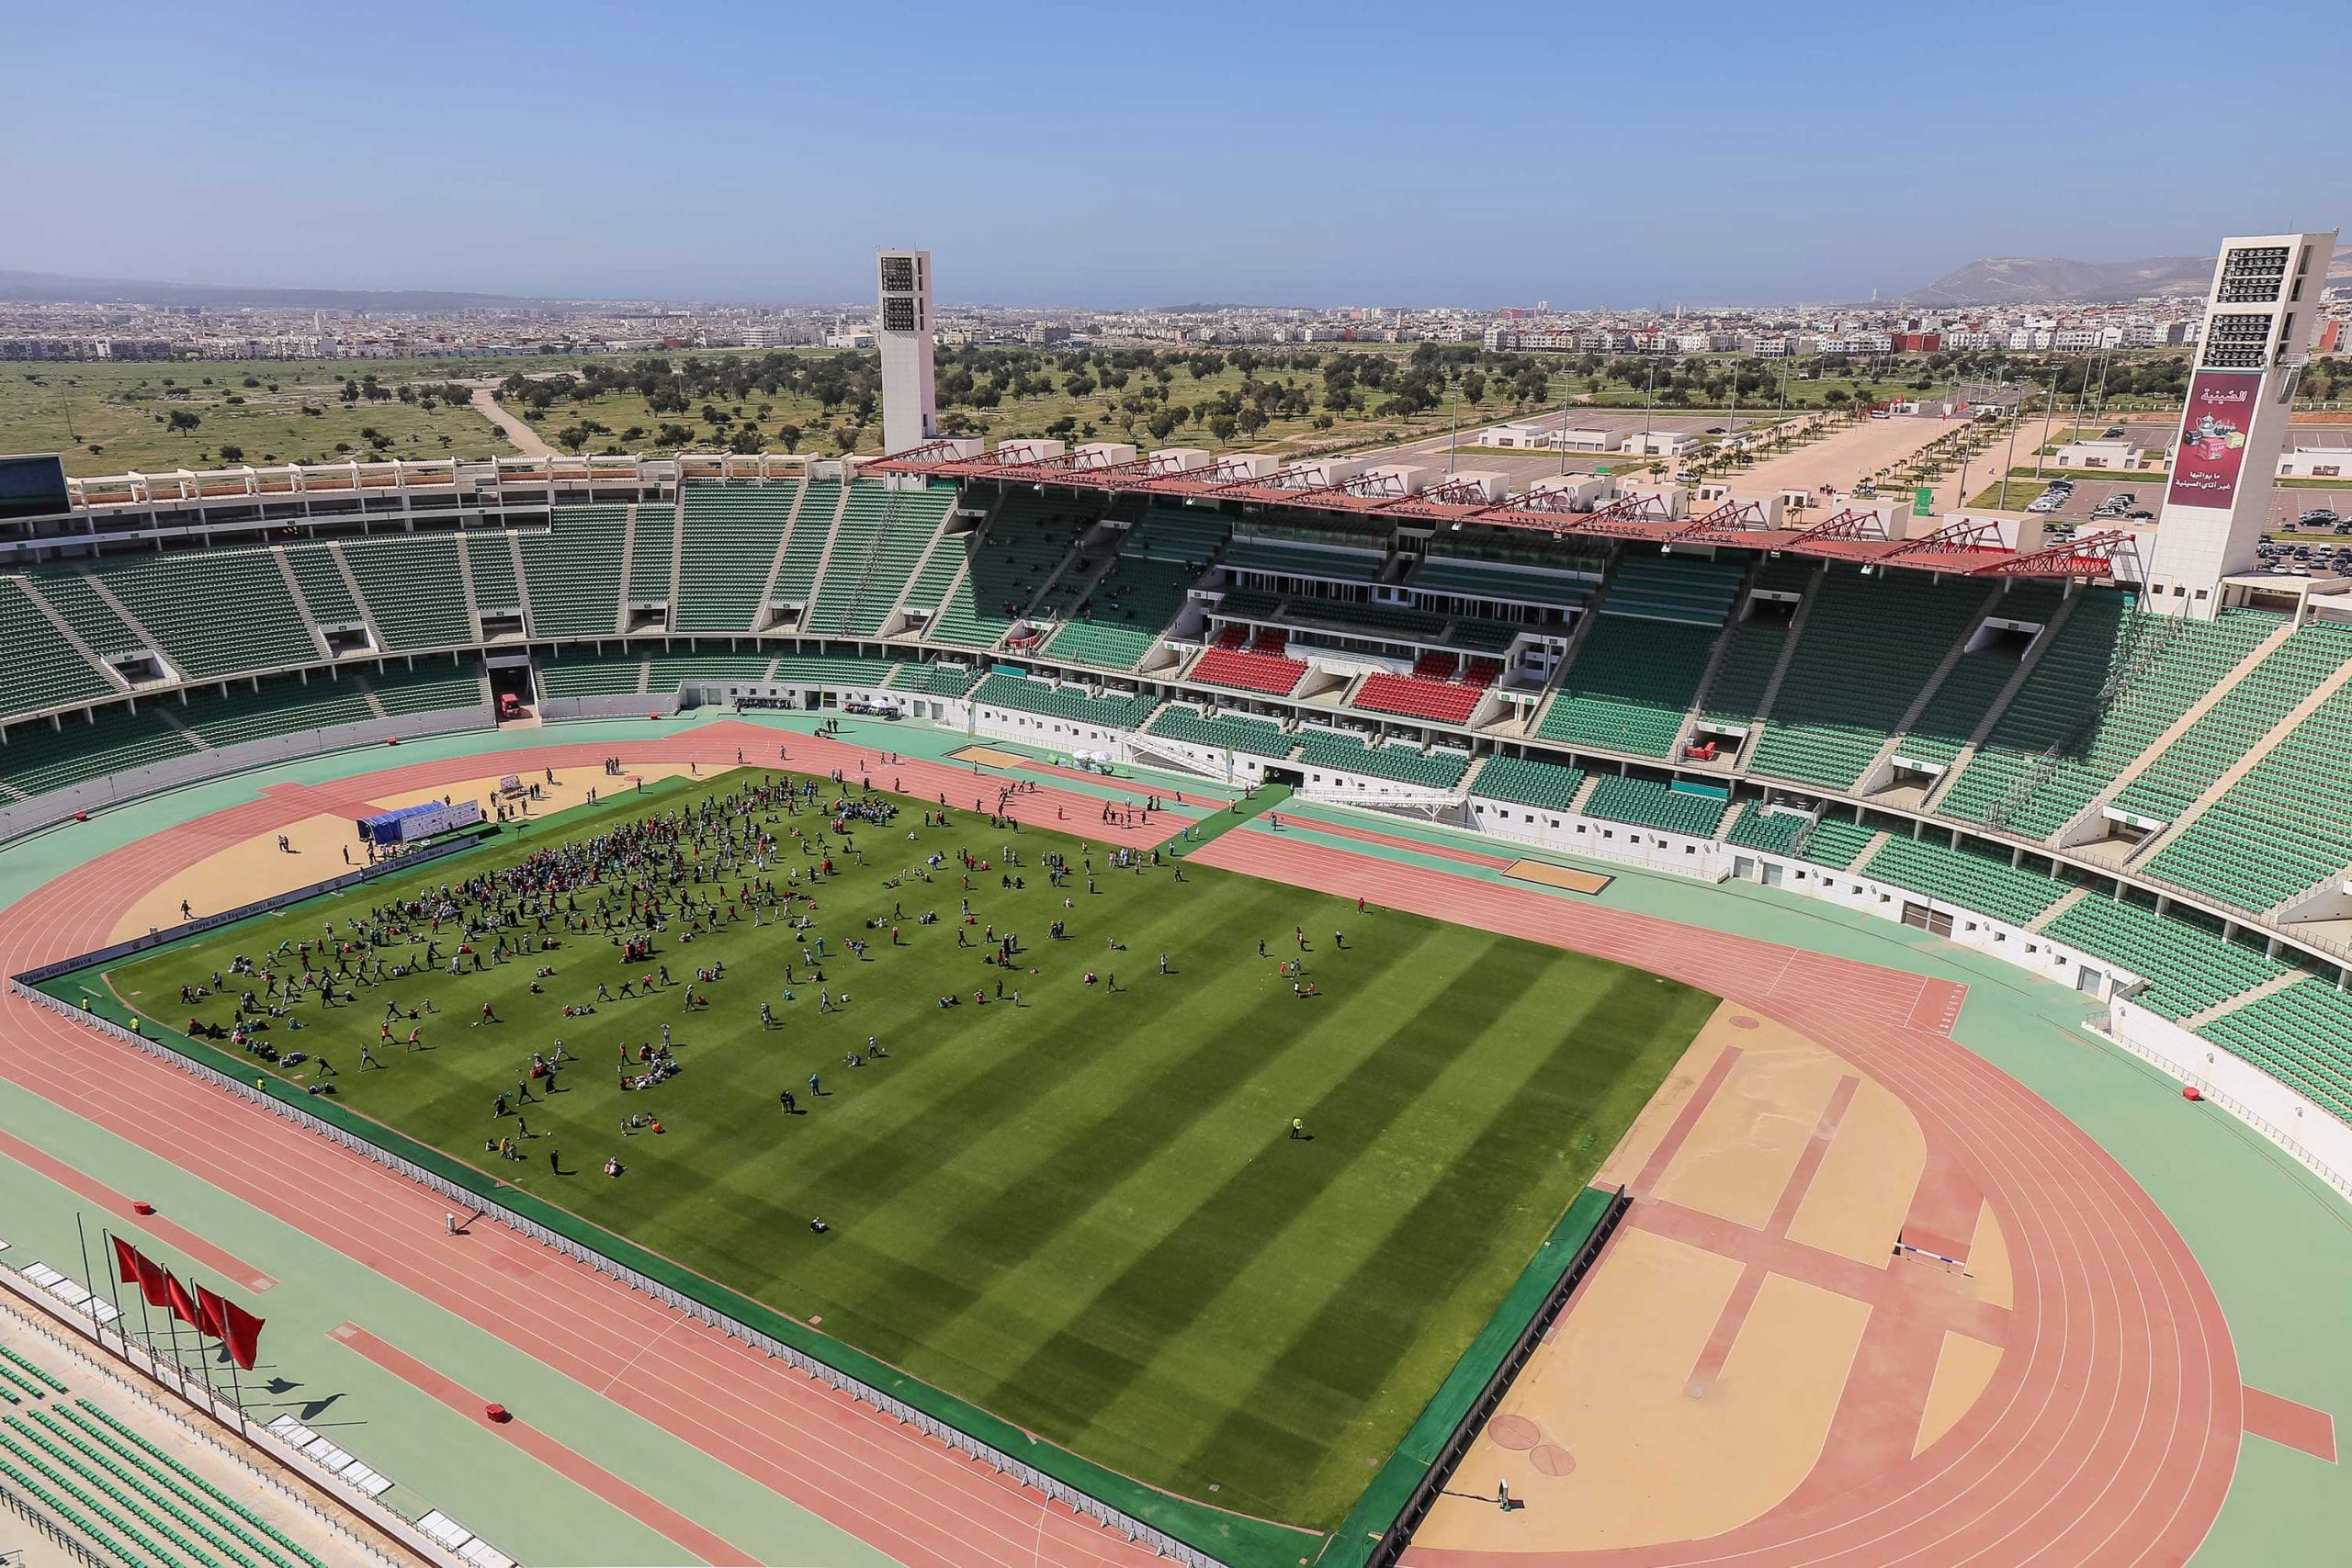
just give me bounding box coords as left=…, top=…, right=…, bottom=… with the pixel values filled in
left=876, top=249, right=937, bottom=455
left=2146, top=231, right=2336, bottom=616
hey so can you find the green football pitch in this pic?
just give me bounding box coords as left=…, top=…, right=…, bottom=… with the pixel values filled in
left=98, top=770, right=1713, bottom=1529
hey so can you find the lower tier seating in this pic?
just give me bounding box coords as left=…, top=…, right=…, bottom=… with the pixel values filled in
left=1581, top=774, right=1729, bottom=837
left=1147, top=705, right=1295, bottom=759
left=1471, top=753, right=1588, bottom=812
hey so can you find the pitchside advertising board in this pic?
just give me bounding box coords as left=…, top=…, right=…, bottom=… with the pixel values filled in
left=2167, top=371, right=2260, bottom=510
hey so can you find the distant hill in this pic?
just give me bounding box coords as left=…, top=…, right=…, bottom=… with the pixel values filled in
left=0, top=268, right=525, bottom=311
left=1902, top=246, right=2352, bottom=306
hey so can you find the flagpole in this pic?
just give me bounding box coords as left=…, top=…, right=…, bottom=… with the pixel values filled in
left=96, top=1227, right=144, bottom=1370
left=121, top=1239, right=179, bottom=1394
left=73, top=1213, right=108, bottom=1351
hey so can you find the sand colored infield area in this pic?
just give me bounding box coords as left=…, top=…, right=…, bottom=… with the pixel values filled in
left=1413, top=999, right=2016, bottom=1557
left=108, top=763, right=695, bottom=942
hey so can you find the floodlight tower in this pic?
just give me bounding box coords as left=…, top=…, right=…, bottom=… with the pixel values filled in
left=876, top=249, right=937, bottom=456
left=2146, top=231, right=2336, bottom=617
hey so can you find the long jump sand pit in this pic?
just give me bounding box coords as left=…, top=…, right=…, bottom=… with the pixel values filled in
left=1501, top=859, right=1611, bottom=896
left=946, top=744, right=1032, bottom=769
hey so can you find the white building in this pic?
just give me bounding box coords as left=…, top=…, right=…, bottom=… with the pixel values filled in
left=1625, top=431, right=1698, bottom=457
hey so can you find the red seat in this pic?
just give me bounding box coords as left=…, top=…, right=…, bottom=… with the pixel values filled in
left=1193, top=645, right=1307, bottom=695
left=1412, top=649, right=1458, bottom=680
left=1249, top=627, right=1289, bottom=654
left=1352, top=674, right=1482, bottom=725
left=1462, top=657, right=1504, bottom=685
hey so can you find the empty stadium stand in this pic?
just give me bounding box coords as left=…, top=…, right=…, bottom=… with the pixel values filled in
left=1146, top=705, right=1295, bottom=760
left=1295, top=731, right=1469, bottom=790
left=674, top=484, right=796, bottom=634
left=520, top=504, right=628, bottom=638
left=1581, top=773, right=1730, bottom=838
left=1471, top=753, right=1589, bottom=812
left=1749, top=570, right=1995, bottom=792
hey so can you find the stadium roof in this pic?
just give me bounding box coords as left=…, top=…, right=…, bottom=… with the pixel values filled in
left=871, top=446, right=2136, bottom=581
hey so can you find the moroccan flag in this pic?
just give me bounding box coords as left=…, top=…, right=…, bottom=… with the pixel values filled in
left=219, top=1299, right=266, bottom=1371
left=132, top=1250, right=169, bottom=1309
left=193, top=1283, right=230, bottom=1341
left=110, top=1235, right=143, bottom=1288
left=164, top=1272, right=201, bottom=1329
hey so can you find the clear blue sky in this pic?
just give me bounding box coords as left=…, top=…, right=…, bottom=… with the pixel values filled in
left=4, top=0, right=2345, bottom=307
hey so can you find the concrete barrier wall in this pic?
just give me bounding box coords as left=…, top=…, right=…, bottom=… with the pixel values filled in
left=0, top=706, right=492, bottom=845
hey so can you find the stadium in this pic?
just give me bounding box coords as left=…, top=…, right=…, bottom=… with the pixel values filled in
left=0, top=236, right=2348, bottom=1568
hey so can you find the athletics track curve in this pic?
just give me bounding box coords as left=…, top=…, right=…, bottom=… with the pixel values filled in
left=0, top=726, right=2239, bottom=1566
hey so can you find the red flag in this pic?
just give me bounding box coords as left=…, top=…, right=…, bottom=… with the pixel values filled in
left=110, top=1235, right=142, bottom=1287
left=219, top=1299, right=266, bottom=1371
left=132, top=1251, right=169, bottom=1309
left=164, top=1272, right=201, bottom=1329
left=193, top=1283, right=230, bottom=1341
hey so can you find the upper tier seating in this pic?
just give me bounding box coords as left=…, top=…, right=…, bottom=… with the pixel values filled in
left=929, top=491, right=1091, bottom=649
left=1969, top=607, right=2279, bottom=840
left=674, top=484, right=797, bottom=633
left=1534, top=616, right=1717, bottom=758
left=1191, top=644, right=1307, bottom=696
left=1892, top=583, right=2065, bottom=767
left=519, top=504, right=628, bottom=638
left=462, top=531, right=524, bottom=615
left=625, top=498, right=676, bottom=604
left=2142, top=673, right=2352, bottom=912
left=1046, top=543, right=1204, bottom=671
left=1295, top=731, right=1470, bottom=790
left=1223, top=534, right=1385, bottom=584
left=342, top=534, right=472, bottom=649
left=1351, top=673, right=1484, bottom=726
left=1409, top=548, right=1598, bottom=613
left=1147, top=705, right=1295, bottom=759
left=1600, top=557, right=1745, bottom=626
left=283, top=546, right=359, bottom=626
left=1749, top=570, right=1993, bottom=791
left=0, top=578, right=115, bottom=717
left=97, top=550, right=320, bottom=678
left=771, top=479, right=842, bottom=610
left=2114, top=620, right=2352, bottom=825
left=1471, top=753, right=1588, bottom=812
left=1582, top=773, right=1729, bottom=837
left=808, top=481, right=956, bottom=637
left=1123, top=505, right=1230, bottom=565
left=1938, top=590, right=2136, bottom=826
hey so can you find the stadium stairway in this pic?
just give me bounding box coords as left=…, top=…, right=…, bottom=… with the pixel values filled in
left=1841, top=583, right=2007, bottom=788
left=1910, top=591, right=2084, bottom=808
left=1723, top=571, right=1819, bottom=774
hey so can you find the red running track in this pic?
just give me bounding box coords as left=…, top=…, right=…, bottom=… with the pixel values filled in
left=1192, top=830, right=2238, bottom=1568
left=0, top=728, right=2237, bottom=1567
